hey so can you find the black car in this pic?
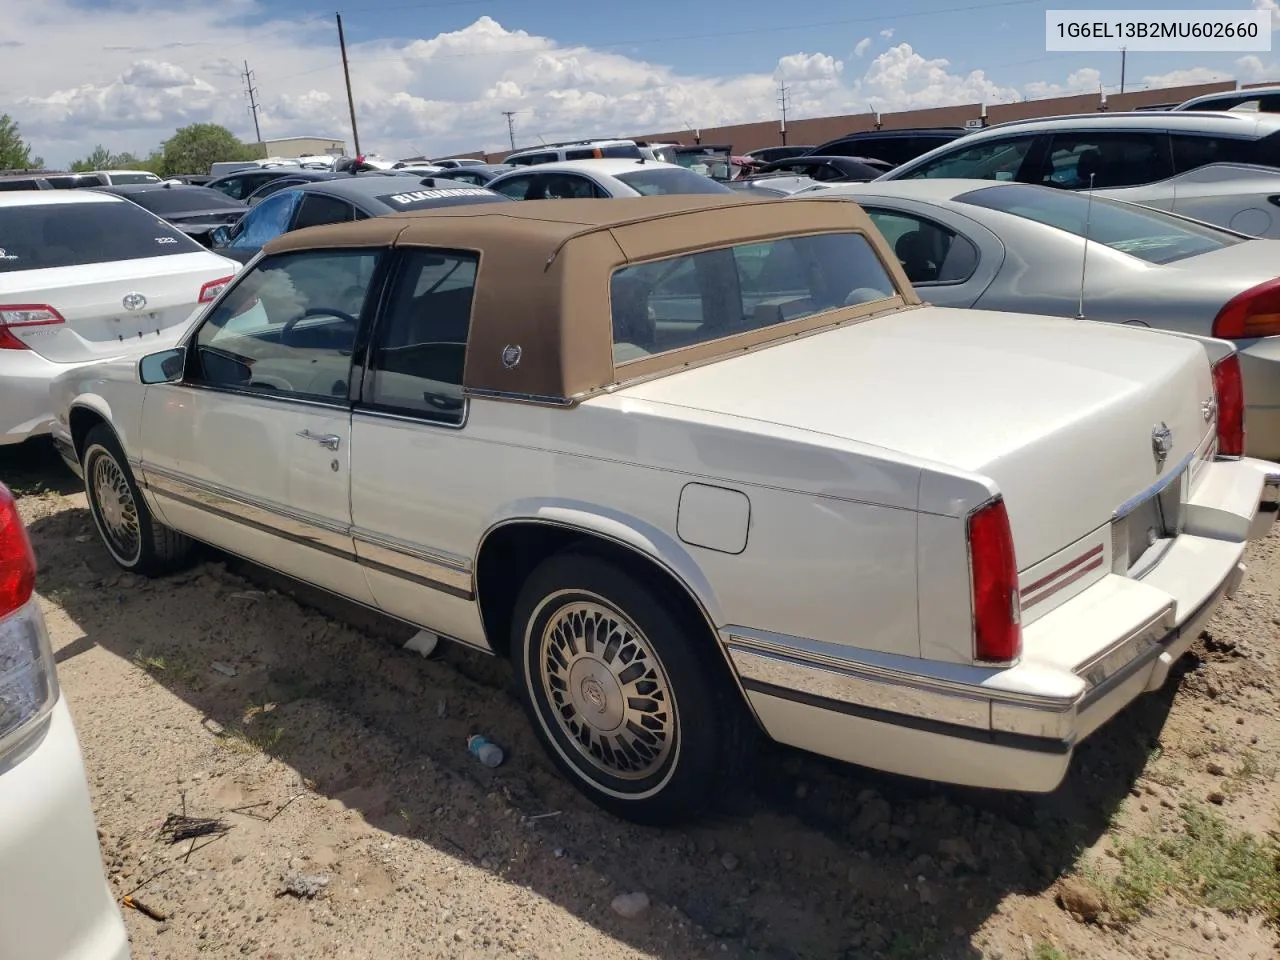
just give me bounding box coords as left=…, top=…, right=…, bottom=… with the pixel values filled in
left=205, top=168, right=322, bottom=201
left=210, top=176, right=511, bottom=263
left=243, top=171, right=352, bottom=206
left=806, top=128, right=969, bottom=168
left=428, top=164, right=518, bottom=186
left=747, top=155, right=892, bottom=183
left=93, top=183, right=247, bottom=245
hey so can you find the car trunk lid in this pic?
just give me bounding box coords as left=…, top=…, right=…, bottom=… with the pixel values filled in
left=616, top=307, right=1214, bottom=569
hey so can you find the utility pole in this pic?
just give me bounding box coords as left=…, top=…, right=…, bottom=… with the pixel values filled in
left=777, top=82, right=791, bottom=146
left=1119, top=46, right=1127, bottom=94
left=501, top=111, right=517, bottom=151
left=241, top=60, right=263, bottom=155
left=336, top=13, right=361, bottom=157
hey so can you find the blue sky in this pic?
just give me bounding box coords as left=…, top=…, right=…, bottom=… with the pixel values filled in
left=8, top=0, right=1278, bottom=164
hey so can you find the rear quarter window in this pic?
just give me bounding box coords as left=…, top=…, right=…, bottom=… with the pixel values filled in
left=0, top=201, right=204, bottom=271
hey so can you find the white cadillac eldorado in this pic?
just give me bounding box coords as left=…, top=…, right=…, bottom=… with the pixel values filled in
left=49, top=195, right=1280, bottom=824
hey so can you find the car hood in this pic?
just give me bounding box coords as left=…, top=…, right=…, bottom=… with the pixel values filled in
left=615, top=306, right=1214, bottom=567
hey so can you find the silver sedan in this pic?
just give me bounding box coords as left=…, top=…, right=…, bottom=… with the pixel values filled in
left=798, top=179, right=1280, bottom=459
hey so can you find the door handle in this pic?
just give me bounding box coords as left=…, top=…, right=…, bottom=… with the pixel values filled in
left=297, top=429, right=341, bottom=451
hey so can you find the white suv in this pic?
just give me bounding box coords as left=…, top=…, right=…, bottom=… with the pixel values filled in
left=880, top=111, right=1280, bottom=237
left=0, top=482, right=130, bottom=959
left=504, top=139, right=643, bottom=166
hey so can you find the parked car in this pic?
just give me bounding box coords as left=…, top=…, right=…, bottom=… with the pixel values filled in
left=636, top=142, right=680, bottom=163
left=94, top=183, right=248, bottom=246
left=1173, top=86, right=1280, bottom=113
left=430, top=158, right=487, bottom=169
left=504, top=139, right=643, bottom=166
left=50, top=194, right=1279, bottom=825
left=164, top=174, right=214, bottom=187
left=671, top=144, right=735, bottom=180
left=726, top=175, right=822, bottom=196
left=878, top=112, right=1280, bottom=236
left=744, top=145, right=815, bottom=164
left=87, top=170, right=162, bottom=186
left=749, top=155, right=891, bottom=183
left=798, top=178, right=1280, bottom=459
left=209, top=177, right=509, bottom=263
left=486, top=159, right=735, bottom=199
left=0, top=190, right=238, bottom=445
left=242, top=171, right=350, bottom=207
left=429, top=164, right=518, bottom=186
left=810, top=127, right=969, bottom=167
left=0, top=482, right=131, bottom=960
left=206, top=168, right=312, bottom=201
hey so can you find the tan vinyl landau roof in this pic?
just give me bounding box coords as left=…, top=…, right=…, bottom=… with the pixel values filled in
left=262, top=195, right=919, bottom=403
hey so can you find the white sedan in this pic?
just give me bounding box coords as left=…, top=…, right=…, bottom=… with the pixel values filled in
left=50, top=195, right=1279, bottom=824
left=485, top=157, right=735, bottom=199
left=0, top=482, right=130, bottom=959
left=0, top=190, right=239, bottom=446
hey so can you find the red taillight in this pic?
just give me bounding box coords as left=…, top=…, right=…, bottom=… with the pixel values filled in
left=967, top=496, right=1022, bottom=664
left=198, top=275, right=234, bottom=304
left=1212, top=353, right=1246, bottom=458
left=0, top=304, right=65, bottom=350
left=0, top=486, right=36, bottom=618
left=1212, top=277, right=1280, bottom=339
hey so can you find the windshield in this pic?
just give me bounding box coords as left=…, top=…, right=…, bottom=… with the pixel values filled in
left=121, top=187, right=246, bottom=214
left=609, top=232, right=896, bottom=364
left=956, top=183, right=1243, bottom=264
left=0, top=200, right=204, bottom=271
left=615, top=168, right=734, bottom=196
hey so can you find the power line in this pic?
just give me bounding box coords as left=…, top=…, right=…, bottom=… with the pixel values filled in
left=241, top=60, right=263, bottom=150
left=501, top=110, right=517, bottom=150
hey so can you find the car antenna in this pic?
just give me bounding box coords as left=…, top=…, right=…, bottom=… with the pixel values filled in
left=1075, top=171, right=1096, bottom=320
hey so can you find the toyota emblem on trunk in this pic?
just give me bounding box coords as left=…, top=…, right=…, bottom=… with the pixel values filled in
left=122, top=293, right=147, bottom=312
left=1151, top=422, right=1173, bottom=467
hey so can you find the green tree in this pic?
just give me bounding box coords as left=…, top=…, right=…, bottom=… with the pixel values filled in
left=70, top=145, right=146, bottom=172
left=0, top=114, right=43, bottom=170
left=160, top=123, right=257, bottom=176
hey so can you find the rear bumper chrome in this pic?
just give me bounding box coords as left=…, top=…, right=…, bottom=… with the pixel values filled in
left=723, top=456, right=1275, bottom=794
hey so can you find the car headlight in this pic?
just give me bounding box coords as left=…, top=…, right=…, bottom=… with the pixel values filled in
left=0, top=484, right=57, bottom=758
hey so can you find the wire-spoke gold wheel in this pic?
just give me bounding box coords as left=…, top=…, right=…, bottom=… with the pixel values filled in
left=91, top=451, right=140, bottom=563
left=538, top=599, right=676, bottom=780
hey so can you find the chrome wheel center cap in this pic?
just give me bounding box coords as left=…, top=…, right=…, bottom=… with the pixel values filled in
left=567, top=658, right=624, bottom=732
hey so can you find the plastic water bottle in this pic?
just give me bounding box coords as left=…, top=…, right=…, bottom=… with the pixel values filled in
left=467, top=735, right=504, bottom=768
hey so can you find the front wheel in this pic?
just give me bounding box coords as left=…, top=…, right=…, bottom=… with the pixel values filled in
left=83, top=425, right=193, bottom=575
left=512, top=550, right=752, bottom=824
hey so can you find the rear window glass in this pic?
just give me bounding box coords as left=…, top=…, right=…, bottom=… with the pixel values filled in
left=0, top=200, right=204, bottom=271
left=120, top=187, right=246, bottom=214
left=609, top=232, right=896, bottom=364
left=599, top=144, right=643, bottom=159
left=374, top=187, right=508, bottom=210
left=956, top=183, right=1242, bottom=264
left=109, top=173, right=162, bottom=185
left=615, top=168, right=734, bottom=195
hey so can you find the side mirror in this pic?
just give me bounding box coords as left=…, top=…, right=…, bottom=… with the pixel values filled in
left=139, top=348, right=185, bottom=385
left=210, top=225, right=232, bottom=247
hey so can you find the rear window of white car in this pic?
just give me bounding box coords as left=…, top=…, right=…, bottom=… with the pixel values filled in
left=609, top=232, right=896, bottom=364
left=614, top=168, right=734, bottom=196
left=0, top=201, right=204, bottom=272
left=956, top=183, right=1243, bottom=264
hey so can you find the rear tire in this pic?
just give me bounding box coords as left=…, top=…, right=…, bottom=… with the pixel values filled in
left=511, top=549, right=752, bottom=825
left=82, top=425, right=192, bottom=575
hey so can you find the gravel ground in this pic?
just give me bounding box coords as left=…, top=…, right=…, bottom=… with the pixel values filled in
left=4, top=441, right=1279, bottom=960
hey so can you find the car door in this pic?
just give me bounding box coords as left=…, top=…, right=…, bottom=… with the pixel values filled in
left=221, top=190, right=301, bottom=262
left=138, top=246, right=385, bottom=604
left=1034, top=130, right=1174, bottom=195
left=347, top=247, right=488, bottom=648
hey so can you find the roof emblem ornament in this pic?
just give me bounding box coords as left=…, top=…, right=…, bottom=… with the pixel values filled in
left=1151, top=422, right=1173, bottom=468
left=501, top=344, right=523, bottom=370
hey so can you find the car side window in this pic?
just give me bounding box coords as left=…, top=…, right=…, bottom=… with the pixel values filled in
left=450, top=172, right=484, bottom=185
left=213, top=177, right=243, bottom=199
left=363, top=248, right=478, bottom=425
left=900, top=135, right=1038, bottom=182
left=1038, top=132, right=1173, bottom=189
left=1170, top=134, right=1258, bottom=173
left=293, top=194, right=357, bottom=230
left=863, top=207, right=978, bottom=285
left=189, top=249, right=380, bottom=403
left=540, top=174, right=602, bottom=199
left=493, top=175, right=537, bottom=199
left=229, top=191, right=300, bottom=249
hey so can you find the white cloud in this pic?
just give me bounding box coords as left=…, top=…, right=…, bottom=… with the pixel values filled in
left=0, top=0, right=1251, bottom=167
left=880, top=28, right=896, bottom=39
left=1236, top=54, right=1280, bottom=84
left=1023, top=67, right=1104, bottom=99
left=1138, top=66, right=1233, bottom=88
left=1253, top=0, right=1280, bottom=31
